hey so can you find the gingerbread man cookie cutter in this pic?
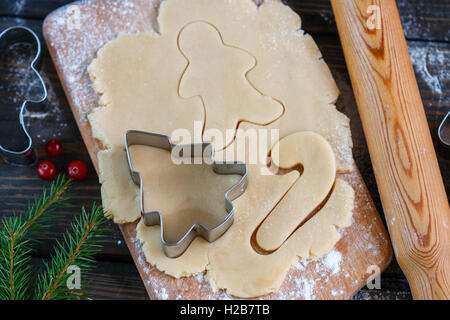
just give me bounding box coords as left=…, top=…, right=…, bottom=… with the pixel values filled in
left=0, top=26, right=47, bottom=165
left=125, top=130, right=248, bottom=258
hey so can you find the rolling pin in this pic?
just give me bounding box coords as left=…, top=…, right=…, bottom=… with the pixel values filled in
left=330, top=0, right=450, bottom=299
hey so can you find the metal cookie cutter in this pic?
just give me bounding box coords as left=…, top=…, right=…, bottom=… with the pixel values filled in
left=0, top=26, right=47, bottom=165
left=125, top=130, right=248, bottom=258
left=438, top=111, right=450, bottom=149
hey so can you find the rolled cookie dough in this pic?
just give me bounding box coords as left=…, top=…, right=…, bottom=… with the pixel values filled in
left=98, top=147, right=140, bottom=224
left=88, top=0, right=355, bottom=297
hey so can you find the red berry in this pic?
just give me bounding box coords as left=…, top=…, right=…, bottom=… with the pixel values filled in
left=45, top=139, right=63, bottom=157
left=67, top=160, right=88, bottom=181
left=25, top=149, right=33, bottom=159
left=37, top=160, right=57, bottom=180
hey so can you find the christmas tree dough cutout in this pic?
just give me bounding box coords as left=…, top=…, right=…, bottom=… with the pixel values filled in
left=178, top=21, right=284, bottom=150
left=127, top=144, right=242, bottom=246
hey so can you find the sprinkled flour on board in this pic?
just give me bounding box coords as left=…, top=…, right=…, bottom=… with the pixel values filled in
left=45, top=0, right=159, bottom=121
left=295, top=278, right=315, bottom=300
left=266, top=248, right=345, bottom=300
left=131, top=225, right=348, bottom=300
left=322, top=249, right=342, bottom=275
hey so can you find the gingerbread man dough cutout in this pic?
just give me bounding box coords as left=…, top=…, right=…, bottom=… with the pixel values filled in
left=178, top=21, right=284, bottom=150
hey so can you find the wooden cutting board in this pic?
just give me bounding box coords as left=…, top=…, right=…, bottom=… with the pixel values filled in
left=43, top=0, right=392, bottom=299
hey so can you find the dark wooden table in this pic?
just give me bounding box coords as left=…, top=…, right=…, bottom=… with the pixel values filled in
left=0, top=0, right=448, bottom=300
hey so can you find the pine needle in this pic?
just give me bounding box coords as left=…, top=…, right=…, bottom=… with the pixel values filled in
left=35, top=204, right=108, bottom=300
left=0, top=175, right=71, bottom=300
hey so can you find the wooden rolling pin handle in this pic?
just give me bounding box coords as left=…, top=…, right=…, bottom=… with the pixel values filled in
left=331, top=0, right=450, bottom=299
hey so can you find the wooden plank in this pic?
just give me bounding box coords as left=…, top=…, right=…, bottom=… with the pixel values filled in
left=396, top=0, right=450, bottom=42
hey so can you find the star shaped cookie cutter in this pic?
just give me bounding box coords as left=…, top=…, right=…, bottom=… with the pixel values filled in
left=0, top=26, right=47, bottom=165
left=125, top=130, right=248, bottom=258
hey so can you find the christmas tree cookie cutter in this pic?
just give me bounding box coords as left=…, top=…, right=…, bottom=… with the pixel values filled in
left=0, top=26, right=47, bottom=165
left=125, top=130, right=248, bottom=258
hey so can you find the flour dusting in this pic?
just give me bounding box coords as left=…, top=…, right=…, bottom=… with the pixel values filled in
left=1, top=40, right=65, bottom=143
left=322, top=249, right=342, bottom=275
left=295, top=278, right=315, bottom=300
left=408, top=45, right=449, bottom=109
left=45, top=0, right=159, bottom=121
left=13, top=0, right=26, bottom=15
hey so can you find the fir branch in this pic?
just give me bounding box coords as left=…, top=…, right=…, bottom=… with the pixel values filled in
left=0, top=176, right=71, bottom=300
left=35, top=204, right=108, bottom=300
